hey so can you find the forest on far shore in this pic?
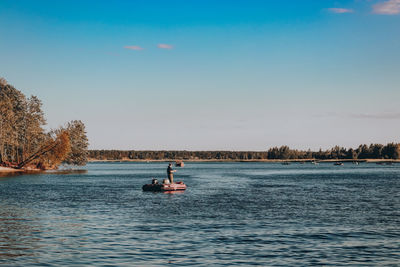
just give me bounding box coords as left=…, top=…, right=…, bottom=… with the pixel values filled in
left=89, top=143, right=400, bottom=161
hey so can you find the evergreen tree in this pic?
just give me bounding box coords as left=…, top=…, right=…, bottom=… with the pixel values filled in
left=63, top=120, right=89, bottom=166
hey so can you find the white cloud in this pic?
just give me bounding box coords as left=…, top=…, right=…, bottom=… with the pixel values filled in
left=373, top=0, right=400, bottom=15
left=349, top=112, right=400, bottom=119
left=124, top=45, right=144, bottom=50
left=327, top=8, right=354, bottom=14
left=157, top=44, right=173, bottom=49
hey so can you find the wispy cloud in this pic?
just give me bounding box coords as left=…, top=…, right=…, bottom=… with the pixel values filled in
left=157, top=44, right=173, bottom=49
left=349, top=112, right=400, bottom=119
left=373, top=0, right=400, bottom=15
left=124, top=45, right=144, bottom=51
left=327, top=8, right=354, bottom=14
left=317, top=112, right=400, bottom=120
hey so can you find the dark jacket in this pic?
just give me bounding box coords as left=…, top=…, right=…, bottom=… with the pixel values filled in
left=167, top=165, right=174, bottom=174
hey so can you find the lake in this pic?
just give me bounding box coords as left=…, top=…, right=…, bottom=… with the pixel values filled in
left=0, top=162, right=399, bottom=266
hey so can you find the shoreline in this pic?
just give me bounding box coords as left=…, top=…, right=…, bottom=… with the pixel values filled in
left=88, top=158, right=400, bottom=163
left=0, top=166, right=24, bottom=173
left=0, top=167, right=87, bottom=176
left=0, top=166, right=47, bottom=177
left=2, top=158, right=398, bottom=173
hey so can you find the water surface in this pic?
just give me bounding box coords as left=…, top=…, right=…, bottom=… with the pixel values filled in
left=0, top=162, right=399, bottom=266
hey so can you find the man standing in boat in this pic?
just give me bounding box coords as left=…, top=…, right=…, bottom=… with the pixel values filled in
left=167, top=163, right=176, bottom=184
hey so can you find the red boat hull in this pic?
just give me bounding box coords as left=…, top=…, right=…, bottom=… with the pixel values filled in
left=142, top=182, right=187, bottom=192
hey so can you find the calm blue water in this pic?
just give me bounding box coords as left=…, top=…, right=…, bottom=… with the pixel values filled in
left=0, top=162, right=399, bottom=266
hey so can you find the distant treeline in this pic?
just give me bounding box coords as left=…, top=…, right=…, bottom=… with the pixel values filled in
left=89, top=143, right=400, bottom=161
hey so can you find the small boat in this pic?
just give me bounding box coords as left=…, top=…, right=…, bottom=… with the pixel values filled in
left=142, top=179, right=187, bottom=192
left=334, top=162, right=343, bottom=166
left=175, top=161, right=184, bottom=167
left=282, top=162, right=290, bottom=165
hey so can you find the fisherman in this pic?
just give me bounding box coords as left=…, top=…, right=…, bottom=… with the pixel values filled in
left=167, top=163, right=176, bottom=184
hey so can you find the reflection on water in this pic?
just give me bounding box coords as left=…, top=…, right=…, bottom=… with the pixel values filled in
left=0, top=169, right=87, bottom=179
left=0, top=162, right=399, bottom=266
left=0, top=172, right=23, bottom=178
left=46, top=169, right=88, bottom=175
left=0, top=204, right=39, bottom=259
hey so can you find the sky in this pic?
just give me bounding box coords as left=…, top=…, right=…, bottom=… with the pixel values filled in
left=0, top=0, right=399, bottom=151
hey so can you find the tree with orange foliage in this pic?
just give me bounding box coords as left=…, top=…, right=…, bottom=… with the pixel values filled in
left=1, top=77, right=88, bottom=170
left=17, top=130, right=71, bottom=169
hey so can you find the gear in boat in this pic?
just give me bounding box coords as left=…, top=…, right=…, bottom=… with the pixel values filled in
left=142, top=178, right=187, bottom=192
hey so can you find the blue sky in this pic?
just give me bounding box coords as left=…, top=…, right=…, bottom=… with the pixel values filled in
left=1, top=0, right=399, bottom=150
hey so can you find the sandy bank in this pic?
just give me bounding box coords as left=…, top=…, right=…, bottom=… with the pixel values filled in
left=0, top=166, right=23, bottom=172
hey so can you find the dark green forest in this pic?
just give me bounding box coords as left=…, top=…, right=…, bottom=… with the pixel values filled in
left=89, top=143, right=400, bottom=161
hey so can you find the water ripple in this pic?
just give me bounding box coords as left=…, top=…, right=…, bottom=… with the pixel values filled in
left=0, top=162, right=399, bottom=266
